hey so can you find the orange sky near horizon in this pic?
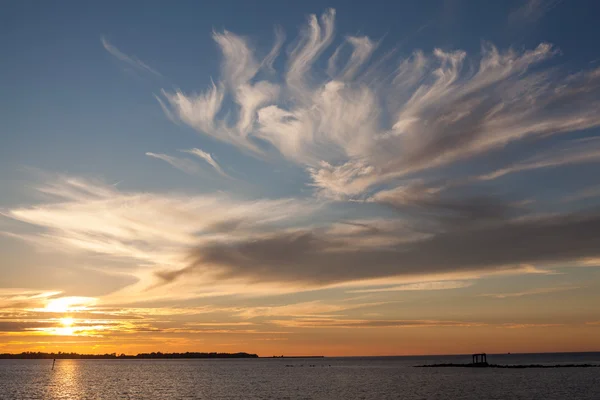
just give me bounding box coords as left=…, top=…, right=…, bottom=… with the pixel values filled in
left=2, top=324, right=600, bottom=357
left=2, top=280, right=600, bottom=356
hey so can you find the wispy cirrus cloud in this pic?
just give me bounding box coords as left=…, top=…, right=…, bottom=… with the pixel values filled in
left=269, top=318, right=483, bottom=329
left=0, top=289, right=63, bottom=310
left=562, top=184, right=600, bottom=203
left=267, top=318, right=570, bottom=329
left=145, top=152, right=203, bottom=175
left=234, top=300, right=391, bottom=319
left=328, top=35, right=377, bottom=81
left=146, top=148, right=230, bottom=178
left=347, top=280, right=473, bottom=293
left=2, top=176, right=314, bottom=271
left=473, top=137, right=600, bottom=182
left=500, top=323, right=564, bottom=329
left=508, top=0, right=562, bottom=24
left=480, top=285, right=580, bottom=299
left=157, top=9, right=600, bottom=202
left=370, top=136, right=600, bottom=206
left=101, top=36, right=162, bottom=76
left=261, top=26, right=285, bottom=73
left=181, top=148, right=230, bottom=177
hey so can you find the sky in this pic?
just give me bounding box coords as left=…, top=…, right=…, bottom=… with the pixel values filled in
left=1, top=0, right=600, bottom=356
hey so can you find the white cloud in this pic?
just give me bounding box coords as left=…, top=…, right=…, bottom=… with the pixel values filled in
left=347, top=280, right=473, bottom=293
left=235, top=81, right=280, bottom=136
left=261, top=26, right=286, bottom=73
left=146, top=152, right=203, bottom=175
left=328, top=36, right=377, bottom=81
left=286, top=8, right=336, bottom=98
left=160, top=82, right=232, bottom=145
left=256, top=80, right=380, bottom=165
left=308, top=160, right=377, bottom=200
left=3, top=176, right=315, bottom=269
left=155, top=9, right=600, bottom=201
left=159, top=30, right=281, bottom=154
left=181, top=148, right=230, bottom=177
left=145, top=148, right=231, bottom=178
left=212, top=30, right=259, bottom=88
left=234, top=300, right=389, bottom=319
left=475, top=137, right=600, bottom=181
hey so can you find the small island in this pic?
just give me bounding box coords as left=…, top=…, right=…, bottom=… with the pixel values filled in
left=415, top=353, right=600, bottom=368
left=0, top=351, right=259, bottom=359
left=416, top=363, right=600, bottom=368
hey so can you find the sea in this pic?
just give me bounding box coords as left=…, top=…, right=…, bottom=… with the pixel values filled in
left=1, top=352, right=599, bottom=399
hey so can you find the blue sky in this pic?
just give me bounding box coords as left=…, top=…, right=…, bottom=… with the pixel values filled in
left=2, top=0, right=599, bottom=196
left=1, top=0, right=600, bottom=355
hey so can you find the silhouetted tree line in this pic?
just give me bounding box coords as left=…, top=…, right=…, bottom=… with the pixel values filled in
left=0, top=351, right=258, bottom=359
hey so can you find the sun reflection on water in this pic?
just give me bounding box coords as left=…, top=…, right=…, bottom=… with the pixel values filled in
left=48, top=359, right=82, bottom=398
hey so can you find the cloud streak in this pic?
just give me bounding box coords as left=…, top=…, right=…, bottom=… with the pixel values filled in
left=146, top=152, right=203, bottom=175
left=347, top=280, right=473, bottom=293
left=146, top=149, right=230, bottom=178
left=480, top=286, right=580, bottom=298
left=270, top=318, right=482, bottom=329
left=474, top=137, right=600, bottom=182
left=101, top=37, right=162, bottom=76
left=509, top=0, right=562, bottom=24
left=181, top=148, right=230, bottom=177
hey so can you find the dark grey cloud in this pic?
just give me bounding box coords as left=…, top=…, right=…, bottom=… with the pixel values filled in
left=157, top=208, right=600, bottom=285
left=204, top=219, right=246, bottom=234
left=377, top=188, right=524, bottom=225
left=0, top=321, right=55, bottom=332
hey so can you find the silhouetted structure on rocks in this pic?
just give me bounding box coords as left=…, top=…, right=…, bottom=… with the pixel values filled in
left=472, top=353, right=488, bottom=366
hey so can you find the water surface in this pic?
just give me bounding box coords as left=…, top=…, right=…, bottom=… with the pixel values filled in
left=1, top=353, right=599, bottom=399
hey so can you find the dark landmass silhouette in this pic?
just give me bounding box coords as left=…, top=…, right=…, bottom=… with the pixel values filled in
left=0, top=351, right=258, bottom=359
left=271, top=355, right=325, bottom=358
left=415, top=363, right=600, bottom=368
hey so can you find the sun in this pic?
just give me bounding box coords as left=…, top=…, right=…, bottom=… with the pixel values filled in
left=60, top=317, right=74, bottom=327
left=44, top=296, right=96, bottom=313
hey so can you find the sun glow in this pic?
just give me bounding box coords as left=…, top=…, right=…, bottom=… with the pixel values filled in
left=44, top=296, right=96, bottom=313
left=54, top=317, right=76, bottom=335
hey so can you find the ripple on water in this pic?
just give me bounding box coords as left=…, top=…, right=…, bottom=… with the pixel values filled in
left=0, top=357, right=599, bottom=399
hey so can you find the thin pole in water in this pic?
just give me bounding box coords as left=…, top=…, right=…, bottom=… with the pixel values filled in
left=52, top=359, right=56, bottom=370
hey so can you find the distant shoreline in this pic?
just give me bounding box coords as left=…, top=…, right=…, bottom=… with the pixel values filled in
left=268, top=356, right=325, bottom=358
left=0, top=352, right=258, bottom=360
left=2, top=351, right=599, bottom=360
